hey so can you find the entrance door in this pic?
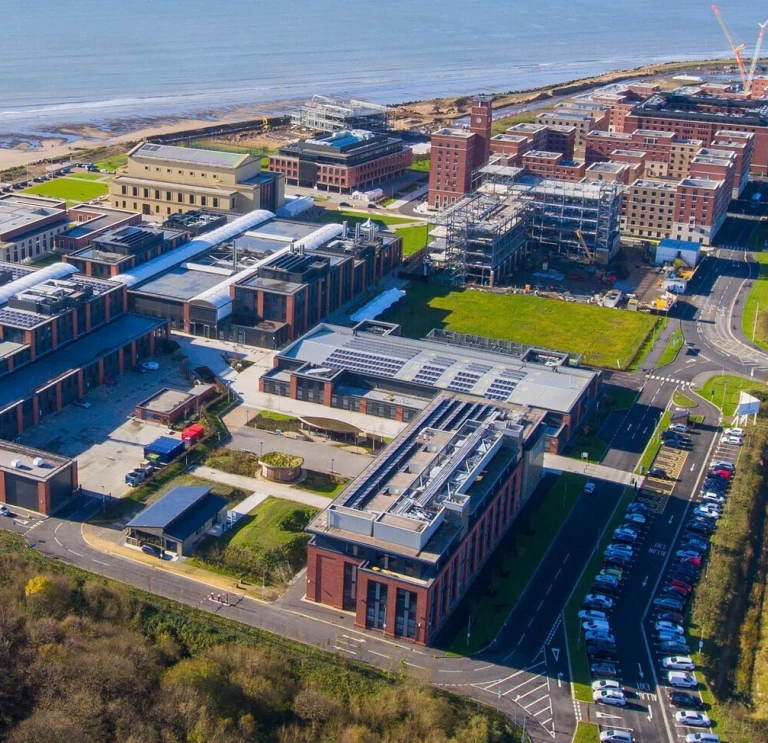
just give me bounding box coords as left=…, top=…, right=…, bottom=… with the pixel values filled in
left=365, top=581, right=387, bottom=631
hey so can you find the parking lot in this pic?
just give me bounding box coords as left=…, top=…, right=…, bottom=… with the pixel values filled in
left=16, top=358, right=191, bottom=497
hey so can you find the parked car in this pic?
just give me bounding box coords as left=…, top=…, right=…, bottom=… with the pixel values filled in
left=655, top=621, right=685, bottom=634
left=142, top=360, right=160, bottom=371
left=710, top=460, right=735, bottom=471
left=709, top=468, right=732, bottom=480
left=684, top=734, right=719, bottom=743
left=675, top=711, right=710, bottom=727
left=0, top=505, right=10, bottom=517
left=600, top=731, right=634, bottom=743
left=591, top=662, right=619, bottom=678
left=72, top=398, right=91, bottom=408
left=721, top=435, right=743, bottom=446
left=592, top=679, right=622, bottom=692
left=723, top=427, right=744, bottom=437
left=584, top=481, right=596, bottom=494
left=604, top=554, right=631, bottom=568
left=579, top=609, right=607, bottom=622
left=593, top=689, right=626, bottom=707
left=668, top=671, right=698, bottom=688
left=668, top=579, right=694, bottom=593
left=663, top=656, right=695, bottom=671
left=694, top=504, right=720, bottom=520
left=661, top=639, right=691, bottom=654
left=624, top=512, right=647, bottom=526
left=669, top=691, right=705, bottom=710
left=700, top=493, right=725, bottom=505
left=599, top=568, right=624, bottom=581
left=669, top=424, right=690, bottom=434
left=627, top=502, right=649, bottom=514
left=141, top=544, right=163, bottom=558
left=648, top=467, right=668, bottom=478
left=583, top=620, right=611, bottom=633
left=654, top=597, right=684, bottom=612
left=655, top=611, right=685, bottom=625
left=586, top=630, right=615, bottom=644
left=584, top=594, right=614, bottom=610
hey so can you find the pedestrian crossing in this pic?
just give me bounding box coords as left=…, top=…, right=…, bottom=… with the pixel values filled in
left=645, top=374, right=692, bottom=386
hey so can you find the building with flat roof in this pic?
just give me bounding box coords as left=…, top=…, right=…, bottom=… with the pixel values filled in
left=63, top=224, right=189, bottom=279
left=125, top=485, right=228, bottom=556
left=55, top=204, right=142, bottom=253
left=110, top=143, right=285, bottom=216
left=0, top=441, right=78, bottom=515
left=134, top=384, right=215, bottom=426
left=0, top=194, right=70, bottom=264
left=268, top=129, right=412, bottom=193
left=261, top=320, right=599, bottom=450
left=536, top=108, right=608, bottom=147
left=305, top=393, right=547, bottom=645
left=291, top=95, right=390, bottom=133
left=428, top=97, right=493, bottom=209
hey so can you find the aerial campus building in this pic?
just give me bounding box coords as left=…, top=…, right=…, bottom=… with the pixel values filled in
left=290, top=95, right=390, bottom=133
left=268, top=129, right=412, bottom=193
left=0, top=194, right=70, bottom=264
left=304, top=393, right=548, bottom=645
left=261, top=319, right=600, bottom=451
left=110, top=143, right=285, bottom=216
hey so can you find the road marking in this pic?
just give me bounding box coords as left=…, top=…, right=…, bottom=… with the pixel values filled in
left=474, top=664, right=495, bottom=671
left=528, top=616, right=535, bottom=627
left=594, top=711, right=623, bottom=719
left=92, top=559, right=110, bottom=566
left=513, top=681, right=548, bottom=701
left=404, top=662, right=425, bottom=669
left=553, top=568, right=561, bottom=579
left=337, top=647, right=357, bottom=655
left=54, top=522, right=63, bottom=547
left=369, top=650, right=390, bottom=659
left=638, top=662, right=645, bottom=679
left=537, top=599, right=544, bottom=611
left=562, top=553, right=570, bottom=563
left=551, top=647, right=560, bottom=662
left=648, top=705, right=653, bottom=721
left=642, top=575, right=649, bottom=587
left=545, top=584, right=552, bottom=594
left=439, top=669, right=462, bottom=673
left=67, top=549, right=84, bottom=557
left=522, top=693, right=550, bottom=710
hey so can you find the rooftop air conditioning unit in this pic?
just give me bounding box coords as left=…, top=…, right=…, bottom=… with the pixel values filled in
left=10, top=459, right=22, bottom=468
left=32, top=457, right=47, bottom=467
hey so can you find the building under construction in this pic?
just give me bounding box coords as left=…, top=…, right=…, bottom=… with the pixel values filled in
left=291, top=95, right=390, bottom=133
left=426, top=161, right=621, bottom=286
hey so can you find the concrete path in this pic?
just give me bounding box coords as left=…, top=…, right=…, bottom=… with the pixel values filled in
left=543, top=452, right=643, bottom=487
left=191, top=465, right=332, bottom=512
left=386, top=184, right=428, bottom=210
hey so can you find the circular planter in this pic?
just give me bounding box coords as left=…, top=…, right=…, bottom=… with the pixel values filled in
left=259, top=452, right=304, bottom=482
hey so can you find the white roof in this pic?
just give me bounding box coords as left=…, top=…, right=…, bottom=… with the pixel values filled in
left=0, top=263, right=78, bottom=307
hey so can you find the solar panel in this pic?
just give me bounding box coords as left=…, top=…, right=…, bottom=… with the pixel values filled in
left=499, top=367, right=527, bottom=381
left=466, top=363, right=493, bottom=374
left=0, top=308, right=44, bottom=328
left=347, top=337, right=419, bottom=361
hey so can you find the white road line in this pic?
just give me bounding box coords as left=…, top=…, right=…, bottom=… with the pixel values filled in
left=515, top=681, right=548, bottom=701
left=336, top=647, right=357, bottom=655
left=369, top=650, right=390, bottom=659
left=92, top=559, right=109, bottom=566
left=473, top=663, right=495, bottom=671
left=521, top=692, right=550, bottom=709
left=553, top=568, right=561, bottom=579
left=528, top=616, right=535, bottom=627
left=438, top=669, right=462, bottom=673
left=562, top=553, right=570, bottom=563
left=404, top=662, right=425, bottom=669
left=54, top=522, right=63, bottom=547
left=537, top=600, right=544, bottom=611
left=67, top=549, right=84, bottom=557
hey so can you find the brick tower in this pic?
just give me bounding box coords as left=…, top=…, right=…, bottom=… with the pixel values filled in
left=470, top=96, right=493, bottom=168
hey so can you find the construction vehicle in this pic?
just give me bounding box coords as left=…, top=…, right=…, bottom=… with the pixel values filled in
left=262, top=116, right=269, bottom=131
left=574, top=229, right=595, bottom=265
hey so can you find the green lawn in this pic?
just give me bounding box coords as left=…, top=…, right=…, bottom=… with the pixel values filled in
left=700, top=375, right=768, bottom=418
left=93, top=154, right=128, bottom=171
left=564, top=486, right=635, bottom=702
left=396, top=224, right=432, bottom=256
left=294, top=470, right=348, bottom=498
left=601, top=385, right=638, bottom=413
left=571, top=433, right=608, bottom=462
left=655, top=327, right=684, bottom=368
left=626, top=316, right=667, bottom=374
left=572, top=722, right=601, bottom=743
left=315, top=208, right=415, bottom=227
left=672, top=389, right=697, bottom=408
left=443, top=473, right=587, bottom=655
left=29, top=254, right=62, bottom=268
left=228, top=498, right=317, bottom=553
left=381, top=282, right=660, bottom=369
left=742, top=253, right=768, bottom=352
left=636, top=410, right=672, bottom=474
left=23, top=177, right=108, bottom=204
left=408, top=159, right=430, bottom=173
left=68, top=172, right=108, bottom=181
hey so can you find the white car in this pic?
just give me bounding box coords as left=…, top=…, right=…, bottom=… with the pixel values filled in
left=0, top=505, right=9, bottom=517
left=606, top=543, right=633, bottom=556
left=579, top=609, right=607, bottom=622
left=584, top=594, right=614, bottom=609
left=583, top=620, right=611, bottom=633
left=593, top=689, right=626, bottom=706
left=663, top=655, right=695, bottom=670
left=723, top=427, right=744, bottom=437
left=694, top=505, right=720, bottom=520
left=669, top=423, right=690, bottom=433
left=142, top=360, right=160, bottom=371
left=668, top=671, right=698, bottom=688
left=700, top=493, right=725, bottom=505
left=685, top=734, right=719, bottom=743
left=600, top=732, right=634, bottom=743
left=722, top=435, right=743, bottom=446
left=585, top=630, right=615, bottom=644
left=592, top=679, right=622, bottom=692
left=655, top=621, right=685, bottom=635
left=624, top=512, right=647, bottom=525
left=675, top=711, right=711, bottom=727
left=710, top=460, right=734, bottom=471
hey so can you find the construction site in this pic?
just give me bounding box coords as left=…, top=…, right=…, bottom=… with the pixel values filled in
left=290, top=95, right=391, bottom=133
left=424, top=157, right=622, bottom=287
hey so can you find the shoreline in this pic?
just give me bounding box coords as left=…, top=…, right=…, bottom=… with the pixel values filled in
left=0, top=55, right=745, bottom=173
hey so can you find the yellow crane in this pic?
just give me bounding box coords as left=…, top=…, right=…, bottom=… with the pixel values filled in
left=574, top=230, right=595, bottom=265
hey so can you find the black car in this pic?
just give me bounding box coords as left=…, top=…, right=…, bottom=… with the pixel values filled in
left=687, top=520, right=716, bottom=535
left=141, top=543, right=163, bottom=558
left=604, top=555, right=631, bottom=568
left=655, top=611, right=685, bottom=625
left=587, top=647, right=618, bottom=662
left=592, top=581, right=620, bottom=596
left=668, top=691, right=705, bottom=710
left=627, top=502, right=649, bottom=514
left=648, top=467, right=667, bottom=478
left=673, top=563, right=701, bottom=579
left=660, top=639, right=691, bottom=654
left=591, top=662, right=619, bottom=678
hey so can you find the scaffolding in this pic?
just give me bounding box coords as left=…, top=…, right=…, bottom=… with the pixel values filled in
left=290, top=95, right=390, bottom=133
left=427, top=191, right=530, bottom=287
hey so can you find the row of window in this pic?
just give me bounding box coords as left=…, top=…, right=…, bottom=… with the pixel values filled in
left=142, top=165, right=219, bottom=180
left=120, top=185, right=222, bottom=208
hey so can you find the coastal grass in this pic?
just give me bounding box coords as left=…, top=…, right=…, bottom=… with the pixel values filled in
left=441, top=473, right=587, bottom=655
left=700, top=375, right=768, bottom=418
left=396, top=224, right=432, bottom=256
left=742, top=253, right=768, bottom=352
left=380, top=282, right=659, bottom=369
left=23, top=177, right=108, bottom=204
left=655, top=326, right=685, bottom=368
left=93, top=154, right=128, bottom=171
left=564, top=486, right=635, bottom=702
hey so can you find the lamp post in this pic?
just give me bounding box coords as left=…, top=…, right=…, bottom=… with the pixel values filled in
left=330, top=458, right=335, bottom=474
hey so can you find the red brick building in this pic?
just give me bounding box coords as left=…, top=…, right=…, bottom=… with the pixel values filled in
left=521, top=151, right=586, bottom=182
left=55, top=205, right=141, bottom=253
left=428, top=97, right=492, bottom=209
left=304, top=394, right=547, bottom=645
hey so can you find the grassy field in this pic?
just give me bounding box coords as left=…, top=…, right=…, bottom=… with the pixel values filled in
left=602, top=385, right=638, bottom=413
left=672, top=389, right=697, bottom=408
left=564, top=486, right=635, bottom=702
left=700, top=375, right=768, bottom=418
left=23, top=177, right=108, bottom=205
left=441, top=473, right=587, bottom=655
left=408, top=158, right=430, bottom=173
left=93, top=154, right=128, bottom=171
left=316, top=208, right=415, bottom=227
left=572, top=722, right=601, bottom=743
left=381, top=283, right=659, bottom=369
left=68, top=172, right=107, bottom=181
left=655, top=326, right=684, bottom=368
left=203, top=448, right=261, bottom=478
left=571, top=432, right=608, bottom=462
left=294, top=470, right=348, bottom=498
left=228, top=498, right=317, bottom=553
left=742, top=253, right=768, bottom=352
left=396, top=224, right=432, bottom=256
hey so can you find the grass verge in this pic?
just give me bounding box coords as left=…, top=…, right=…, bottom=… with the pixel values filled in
left=203, top=448, right=261, bottom=477
left=742, top=253, right=768, bottom=352
left=572, top=721, right=601, bottom=743
left=636, top=410, right=672, bottom=474
left=655, top=326, right=684, bottom=368
left=93, top=153, right=128, bottom=171
left=315, top=208, right=415, bottom=227
left=294, top=469, right=348, bottom=498
left=396, top=224, right=433, bottom=256
left=672, top=390, right=697, bottom=408
left=626, top=317, right=667, bottom=374
left=381, top=282, right=660, bottom=369
left=571, top=433, right=608, bottom=462
left=564, top=486, right=635, bottom=702
left=23, top=177, right=108, bottom=203
left=441, top=473, right=587, bottom=655
left=601, top=385, right=638, bottom=413
left=699, top=375, right=768, bottom=418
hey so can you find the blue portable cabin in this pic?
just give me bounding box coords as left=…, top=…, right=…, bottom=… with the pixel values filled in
left=143, top=436, right=186, bottom=465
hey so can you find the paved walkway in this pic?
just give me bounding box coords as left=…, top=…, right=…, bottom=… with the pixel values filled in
left=191, top=465, right=332, bottom=511
left=543, top=452, right=643, bottom=487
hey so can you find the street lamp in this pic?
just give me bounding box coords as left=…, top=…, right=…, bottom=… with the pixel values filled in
left=330, top=458, right=335, bottom=474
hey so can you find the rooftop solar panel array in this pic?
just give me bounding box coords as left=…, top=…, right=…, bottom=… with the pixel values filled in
left=0, top=307, right=44, bottom=328
left=347, top=336, right=420, bottom=361
left=325, top=348, right=405, bottom=377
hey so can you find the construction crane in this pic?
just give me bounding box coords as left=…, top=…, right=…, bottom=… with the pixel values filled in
left=712, top=5, right=749, bottom=92
left=574, top=230, right=595, bottom=265
left=746, top=20, right=768, bottom=96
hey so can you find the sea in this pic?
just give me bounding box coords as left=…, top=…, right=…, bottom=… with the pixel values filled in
left=0, top=0, right=762, bottom=140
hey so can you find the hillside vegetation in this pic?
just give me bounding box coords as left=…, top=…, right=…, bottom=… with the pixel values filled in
left=0, top=531, right=516, bottom=743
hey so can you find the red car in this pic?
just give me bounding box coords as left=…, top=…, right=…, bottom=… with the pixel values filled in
left=680, top=556, right=702, bottom=568
left=666, top=582, right=692, bottom=595
left=668, top=578, right=693, bottom=593
left=709, top=468, right=732, bottom=480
